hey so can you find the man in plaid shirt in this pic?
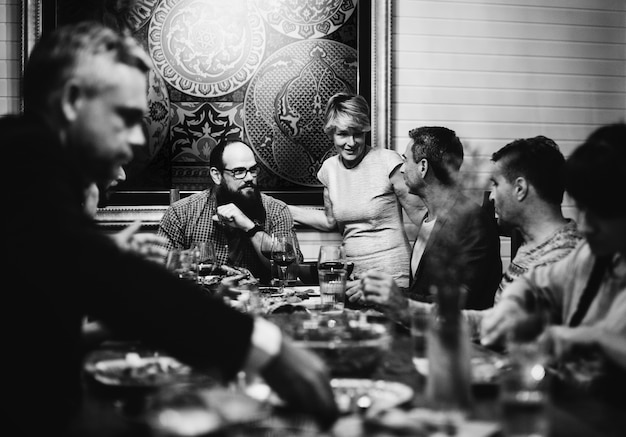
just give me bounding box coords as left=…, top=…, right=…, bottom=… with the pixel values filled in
left=158, top=140, right=302, bottom=283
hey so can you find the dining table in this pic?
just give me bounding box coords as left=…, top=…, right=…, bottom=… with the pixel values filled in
left=80, top=283, right=626, bottom=437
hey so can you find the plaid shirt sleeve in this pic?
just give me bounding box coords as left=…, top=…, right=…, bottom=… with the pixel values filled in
left=158, top=205, right=186, bottom=253
left=262, top=195, right=303, bottom=263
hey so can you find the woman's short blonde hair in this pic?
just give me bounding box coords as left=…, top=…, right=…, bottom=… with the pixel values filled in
left=323, top=92, right=372, bottom=138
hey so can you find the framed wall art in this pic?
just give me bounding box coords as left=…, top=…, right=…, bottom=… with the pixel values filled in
left=27, top=0, right=390, bottom=208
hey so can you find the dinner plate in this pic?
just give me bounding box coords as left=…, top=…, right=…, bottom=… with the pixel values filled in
left=414, top=353, right=508, bottom=385
left=331, top=378, right=414, bottom=415
left=86, top=354, right=192, bottom=388
left=245, top=378, right=413, bottom=415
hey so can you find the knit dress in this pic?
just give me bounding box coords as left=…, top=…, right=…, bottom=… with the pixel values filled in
left=318, top=147, right=411, bottom=287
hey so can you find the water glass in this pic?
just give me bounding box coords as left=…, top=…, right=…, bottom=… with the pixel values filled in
left=410, top=310, right=431, bottom=376
left=499, top=340, right=550, bottom=437
left=317, top=245, right=347, bottom=312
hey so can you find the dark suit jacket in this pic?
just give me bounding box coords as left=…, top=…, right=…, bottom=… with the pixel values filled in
left=2, top=115, right=254, bottom=436
left=407, top=192, right=502, bottom=310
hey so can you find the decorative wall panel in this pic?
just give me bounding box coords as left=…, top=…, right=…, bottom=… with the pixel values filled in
left=252, top=0, right=356, bottom=39
left=53, top=0, right=362, bottom=196
left=149, top=0, right=266, bottom=98
left=244, top=40, right=357, bottom=186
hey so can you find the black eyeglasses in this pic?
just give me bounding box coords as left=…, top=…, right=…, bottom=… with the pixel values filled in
left=222, top=164, right=260, bottom=180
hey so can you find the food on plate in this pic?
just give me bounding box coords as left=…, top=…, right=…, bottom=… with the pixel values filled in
left=145, top=386, right=269, bottom=435
left=267, top=312, right=391, bottom=377
left=267, top=303, right=310, bottom=315
left=199, top=265, right=259, bottom=296
left=87, top=353, right=192, bottom=387
left=331, top=379, right=413, bottom=415
left=364, top=407, right=463, bottom=436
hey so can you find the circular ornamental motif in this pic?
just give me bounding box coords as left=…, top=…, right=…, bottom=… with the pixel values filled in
left=149, top=0, right=266, bottom=98
left=244, top=40, right=357, bottom=186
left=121, top=0, right=160, bottom=31
left=252, top=0, right=357, bottom=40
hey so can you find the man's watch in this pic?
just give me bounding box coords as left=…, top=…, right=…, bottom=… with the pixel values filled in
left=246, top=221, right=264, bottom=237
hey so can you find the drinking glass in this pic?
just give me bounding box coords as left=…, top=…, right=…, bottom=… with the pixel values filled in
left=317, top=245, right=347, bottom=312
left=500, top=319, right=551, bottom=437
left=260, top=233, right=278, bottom=286
left=165, top=249, right=197, bottom=282
left=271, top=234, right=297, bottom=293
left=192, top=241, right=216, bottom=284
left=410, top=309, right=431, bottom=376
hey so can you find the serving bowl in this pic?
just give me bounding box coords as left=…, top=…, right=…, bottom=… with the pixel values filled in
left=268, top=312, right=392, bottom=377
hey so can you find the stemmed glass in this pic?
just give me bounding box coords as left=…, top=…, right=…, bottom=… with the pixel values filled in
left=192, top=241, right=216, bottom=284
left=165, top=249, right=197, bottom=282
left=260, top=233, right=278, bottom=286
left=271, top=234, right=297, bottom=293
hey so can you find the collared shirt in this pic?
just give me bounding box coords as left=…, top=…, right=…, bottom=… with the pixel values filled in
left=158, top=187, right=302, bottom=282
left=494, top=220, right=583, bottom=304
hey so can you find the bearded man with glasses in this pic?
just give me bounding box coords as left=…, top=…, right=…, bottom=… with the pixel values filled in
left=158, top=140, right=302, bottom=283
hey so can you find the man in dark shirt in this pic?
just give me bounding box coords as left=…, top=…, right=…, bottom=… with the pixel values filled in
left=2, top=21, right=337, bottom=436
left=361, top=126, right=502, bottom=313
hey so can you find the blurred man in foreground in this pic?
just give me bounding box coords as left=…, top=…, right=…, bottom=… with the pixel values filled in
left=2, top=21, right=337, bottom=436
left=482, top=123, right=626, bottom=399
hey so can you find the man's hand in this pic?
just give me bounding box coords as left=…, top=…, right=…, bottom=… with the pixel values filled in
left=480, top=297, right=528, bottom=347
left=214, top=203, right=255, bottom=231
left=345, top=279, right=363, bottom=303
left=538, top=325, right=599, bottom=361
left=260, top=339, right=339, bottom=430
left=110, top=220, right=169, bottom=263
left=361, top=269, right=398, bottom=306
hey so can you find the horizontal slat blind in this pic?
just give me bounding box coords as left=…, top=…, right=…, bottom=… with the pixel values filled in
left=392, top=0, right=625, bottom=187
left=0, top=0, right=20, bottom=115
left=392, top=0, right=625, bottom=267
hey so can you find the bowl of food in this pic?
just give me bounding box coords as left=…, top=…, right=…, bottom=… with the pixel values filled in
left=268, top=312, right=392, bottom=377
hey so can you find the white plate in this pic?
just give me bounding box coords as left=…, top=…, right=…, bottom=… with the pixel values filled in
left=413, top=355, right=507, bottom=384
left=245, top=378, right=413, bottom=415
left=331, top=378, right=414, bottom=414
left=87, top=355, right=191, bottom=387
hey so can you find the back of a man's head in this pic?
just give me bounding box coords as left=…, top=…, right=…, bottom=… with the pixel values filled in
left=23, top=21, right=151, bottom=118
left=492, top=136, right=565, bottom=206
left=408, top=126, right=464, bottom=186
left=565, top=122, right=626, bottom=218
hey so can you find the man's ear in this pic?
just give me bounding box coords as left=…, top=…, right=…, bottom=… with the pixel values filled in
left=59, top=80, right=84, bottom=123
left=420, top=158, right=429, bottom=177
left=514, top=177, right=529, bottom=201
left=209, top=167, right=222, bottom=185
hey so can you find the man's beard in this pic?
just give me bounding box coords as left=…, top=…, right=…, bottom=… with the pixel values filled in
left=216, top=181, right=266, bottom=222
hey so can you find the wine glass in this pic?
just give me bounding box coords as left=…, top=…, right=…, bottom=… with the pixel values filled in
left=192, top=241, right=216, bottom=283
left=271, top=234, right=297, bottom=293
left=260, top=233, right=278, bottom=285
